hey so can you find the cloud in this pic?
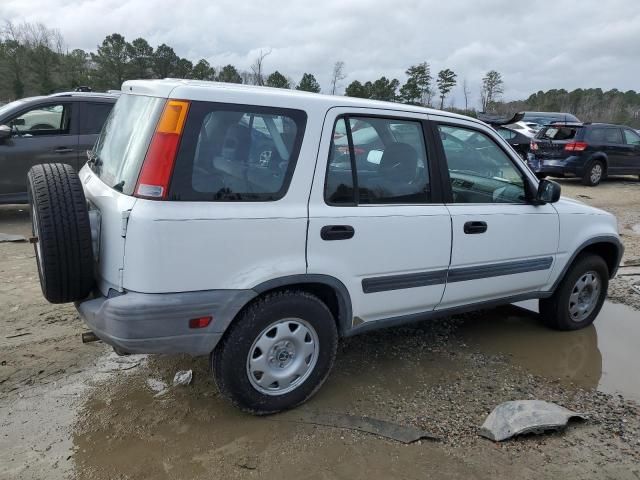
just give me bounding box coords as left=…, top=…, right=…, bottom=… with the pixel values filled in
left=2, top=0, right=639, bottom=107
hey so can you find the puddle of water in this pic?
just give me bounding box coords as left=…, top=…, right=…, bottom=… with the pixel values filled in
left=459, top=301, right=640, bottom=402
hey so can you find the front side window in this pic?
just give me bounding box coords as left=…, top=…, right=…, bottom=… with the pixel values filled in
left=9, top=103, right=71, bottom=136
left=438, top=125, right=526, bottom=204
left=169, top=102, right=306, bottom=201
left=325, top=116, right=431, bottom=205
left=623, top=129, right=640, bottom=146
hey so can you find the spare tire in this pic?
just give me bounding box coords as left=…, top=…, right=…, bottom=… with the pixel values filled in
left=27, top=163, right=94, bottom=303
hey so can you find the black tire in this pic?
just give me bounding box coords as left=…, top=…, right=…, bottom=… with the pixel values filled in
left=212, top=290, right=338, bottom=415
left=27, top=163, right=94, bottom=303
left=581, top=160, right=604, bottom=186
left=539, top=254, right=608, bottom=331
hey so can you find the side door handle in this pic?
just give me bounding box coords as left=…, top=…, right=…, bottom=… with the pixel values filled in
left=464, top=221, right=487, bottom=234
left=321, top=225, right=355, bottom=241
left=54, top=147, right=74, bottom=154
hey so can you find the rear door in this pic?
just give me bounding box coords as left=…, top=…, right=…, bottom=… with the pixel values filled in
left=622, top=128, right=640, bottom=173
left=0, top=102, right=78, bottom=198
left=308, top=107, right=452, bottom=325
left=599, top=127, right=626, bottom=173
left=433, top=118, right=559, bottom=309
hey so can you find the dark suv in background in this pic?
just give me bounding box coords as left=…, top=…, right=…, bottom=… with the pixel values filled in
left=0, top=92, right=117, bottom=204
left=528, top=122, right=640, bottom=186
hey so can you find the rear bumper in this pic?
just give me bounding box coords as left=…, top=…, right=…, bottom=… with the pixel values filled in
left=75, top=289, right=256, bottom=355
left=527, top=154, right=585, bottom=177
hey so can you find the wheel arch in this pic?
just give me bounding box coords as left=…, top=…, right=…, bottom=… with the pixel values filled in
left=587, top=152, right=608, bottom=172
left=251, top=275, right=353, bottom=336
left=551, top=236, right=624, bottom=292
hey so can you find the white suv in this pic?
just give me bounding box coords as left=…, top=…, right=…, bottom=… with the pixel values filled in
left=27, top=79, right=623, bottom=414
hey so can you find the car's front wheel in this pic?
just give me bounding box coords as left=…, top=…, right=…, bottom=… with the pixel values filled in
left=539, top=254, right=608, bottom=330
left=212, top=291, right=338, bottom=414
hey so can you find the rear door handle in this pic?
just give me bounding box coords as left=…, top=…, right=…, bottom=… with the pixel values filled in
left=54, top=147, right=74, bottom=154
left=321, top=225, right=355, bottom=241
left=464, top=221, right=488, bottom=234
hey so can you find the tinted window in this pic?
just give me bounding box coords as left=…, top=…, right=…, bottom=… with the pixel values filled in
left=91, top=94, right=164, bottom=195
left=169, top=102, right=306, bottom=201
left=623, top=129, right=640, bottom=146
left=588, top=127, right=623, bottom=144
left=80, top=102, right=114, bottom=135
left=325, top=116, right=430, bottom=205
left=438, top=125, right=526, bottom=204
left=9, top=103, right=71, bottom=136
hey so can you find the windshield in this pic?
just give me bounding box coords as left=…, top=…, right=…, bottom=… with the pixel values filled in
left=90, top=94, right=164, bottom=195
left=0, top=99, right=32, bottom=120
left=523, top=112, right=580, bottom=127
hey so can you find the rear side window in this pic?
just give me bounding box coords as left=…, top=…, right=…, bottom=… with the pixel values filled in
left=624, top=129, right=640, bottom=146
left=91, top=94, right=164, bottom=195
left=80, top=102, right=114, bottom=135
left=169, top=102, right=306, bottom=201
left=587, top=127, right=623, bottom=144
left=325, top=115, right=431, bottom=205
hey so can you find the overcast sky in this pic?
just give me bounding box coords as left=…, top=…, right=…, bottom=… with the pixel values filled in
left=2, top=0, right=639, bottom=106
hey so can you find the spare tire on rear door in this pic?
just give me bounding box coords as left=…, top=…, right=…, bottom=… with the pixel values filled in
left=27, top=163, right=94, bottom=303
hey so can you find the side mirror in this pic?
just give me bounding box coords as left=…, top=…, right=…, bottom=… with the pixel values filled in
left=536, top=179, right=561, bottom=204
left=0, top=125, right=11, bottom=141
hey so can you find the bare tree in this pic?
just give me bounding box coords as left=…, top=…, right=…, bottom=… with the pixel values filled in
left=330, top=61, right=346, bottom=95
left=462, top=78, right=471, bottom=111
left=250, top=48, right=271, bottom=86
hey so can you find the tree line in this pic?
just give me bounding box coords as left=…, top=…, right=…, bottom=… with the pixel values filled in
left=1, top=21, right=638, bottom=127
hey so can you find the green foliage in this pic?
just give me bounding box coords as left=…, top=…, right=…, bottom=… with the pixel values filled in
left=369, top=77, right=399, bottom=101
left=175, top=58, right=193, bottom=79
left=345, top=80, right=370, bottom=98
left=191, top=59, right=215, bottom=81
left=153, top=44, right=179, bottom=78
left=217, top=64, right=242, bottom=84
left=91, top=33, right=130, bottom=89
left=266, top=70, right=290, bottom=89
left=436, top=68, right=457, bottom=109
left=126, top=38, right=154, bottom=79
left=296, top=73, right=321, bottom=93
left=399, top=62, right=432, bottom=105
left=63, top=49, right=90, bottom=88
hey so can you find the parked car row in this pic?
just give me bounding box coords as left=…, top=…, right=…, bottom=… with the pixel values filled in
left=0, top=91, right=117, bottom=204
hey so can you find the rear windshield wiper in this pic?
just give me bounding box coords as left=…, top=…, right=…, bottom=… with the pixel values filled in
left=112, top=181, right=125, bottom=192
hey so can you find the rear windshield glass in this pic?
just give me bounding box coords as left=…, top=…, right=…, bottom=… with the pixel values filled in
left=169, top=102, right=307, bottom=201
left=537, top=126, right=580, bottom=141
left=523, top=113, right=579, bottom=126
left=90, top=94, right=164, bottom=195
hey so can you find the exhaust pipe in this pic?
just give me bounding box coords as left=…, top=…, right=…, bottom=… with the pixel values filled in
left=81, top=331, right=100, bottom=343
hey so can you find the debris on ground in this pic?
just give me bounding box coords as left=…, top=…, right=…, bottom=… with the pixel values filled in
left=173, top=370, right=193, bottom=386
left=278, top=411, right=439, bottom=443
left=479, top=400, right=587, bottom=442
left=632, top=285, right=640, bottom=295
left=0, top=233, right=27, bottom=243
left=146, top=378, right=168, bottom=396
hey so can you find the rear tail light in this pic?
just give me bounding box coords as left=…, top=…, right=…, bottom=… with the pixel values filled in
left=135, top=100, right=190, bottom=200
left=530, top=140, right=538, bottom=151
left=564, top=141, right=588, bottom=152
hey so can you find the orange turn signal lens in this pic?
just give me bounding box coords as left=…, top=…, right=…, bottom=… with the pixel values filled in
left=156, top=100, right=190, bottom=135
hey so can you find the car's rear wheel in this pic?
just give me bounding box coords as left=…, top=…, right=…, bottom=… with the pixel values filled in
left=27, top=163, right=94, bottom=303
left=212, top=291, right=338, bottom=415
left=539, top=254, right=608, bottom=331
left=582, top=160, right=604, bottom=186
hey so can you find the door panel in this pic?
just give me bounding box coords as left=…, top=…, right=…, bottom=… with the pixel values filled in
left=308, top=108, right=452, bottom=325
left=434, top=121, right=559, bottom=309
left=0, top=102, right=78, bottom=196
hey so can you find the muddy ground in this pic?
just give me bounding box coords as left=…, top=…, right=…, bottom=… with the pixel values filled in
left=1, top=177, right=640, bottom=480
